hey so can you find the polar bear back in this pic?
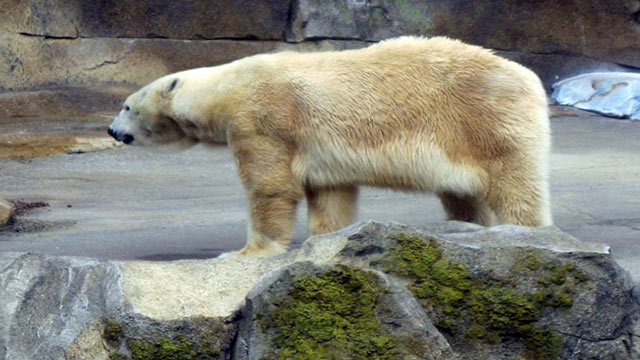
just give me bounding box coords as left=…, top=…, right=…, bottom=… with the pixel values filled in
left=232, top=37, right=549, bottom=193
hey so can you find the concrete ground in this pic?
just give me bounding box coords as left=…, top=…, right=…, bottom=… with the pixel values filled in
left=1, top=108, right=639, bottom=281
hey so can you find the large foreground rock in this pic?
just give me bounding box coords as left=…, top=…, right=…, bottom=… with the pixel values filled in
left=1, top=221, right=639, bottom=359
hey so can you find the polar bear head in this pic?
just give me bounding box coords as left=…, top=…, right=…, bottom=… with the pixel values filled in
left=108, top=76, right=195, bottom=147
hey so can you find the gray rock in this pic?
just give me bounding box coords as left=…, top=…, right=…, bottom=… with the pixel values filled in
left=0, top=34, right=361, bottom=91
left=0, top=86, right=134, bottom=118
left=4, top=0, right=640, bottom=71
left=293, top=0, right=640, bottom=68
left=633, top=284, right=640, bottom=304
left=0, top=253, right=123, bottom=360
left=632, top=312, right=640, bottom=357
left=1, top=0, right=291, bottom=40
left=2, top=0, right=640, bottom=94
left=0, top=221, right=638, bottom=359
left=0, top=251, right=290, bottom=359
left=552, top=72, right=640, bottom=121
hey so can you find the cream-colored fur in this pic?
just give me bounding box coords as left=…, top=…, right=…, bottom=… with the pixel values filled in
left=109, top=36, right=552, bottom=257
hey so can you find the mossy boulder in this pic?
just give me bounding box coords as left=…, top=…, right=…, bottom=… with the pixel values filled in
left=335, top=222, right=639, bottom=360
left=233, top=262, right=455, bottom=360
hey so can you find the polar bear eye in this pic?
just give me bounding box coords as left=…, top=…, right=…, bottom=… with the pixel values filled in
left=124, top=105, right=131, bottom=111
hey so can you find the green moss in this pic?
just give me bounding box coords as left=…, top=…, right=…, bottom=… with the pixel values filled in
left=101, top=317, right=222, bottom=360
left=103, top=319, right=124, bottom=344
left=264, top=266, right=397, bottom=360
left=369, top=7, right=387, bottom=25
left=103, top=318, right=128, bottom=360
left=125, top=333, right=219, bottom=360
left=392, top=0, right=433, bottom=31
left=522, top=255, right=542, bottom=270
left=127, top=339, right=155, bottom=359
left=108, top=354, right=128, bottom=360
left=386, top=234, right=588, bottom=360
left=332, top=0, right=354, bottom=22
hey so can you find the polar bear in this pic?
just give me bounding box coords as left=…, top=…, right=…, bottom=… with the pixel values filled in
left=108, top=36, right=551, bottom=256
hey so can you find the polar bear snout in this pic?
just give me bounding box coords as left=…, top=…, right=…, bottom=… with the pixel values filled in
left=107, top=126, right=135, bottom=144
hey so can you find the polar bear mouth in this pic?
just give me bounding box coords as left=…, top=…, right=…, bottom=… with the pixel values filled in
left=107, top=127, right=135, bottom=144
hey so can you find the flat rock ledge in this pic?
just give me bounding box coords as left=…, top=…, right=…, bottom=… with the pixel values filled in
left=1, top=221, right=639, bottom=360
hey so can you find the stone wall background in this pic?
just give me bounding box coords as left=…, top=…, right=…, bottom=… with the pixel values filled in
left=1, top=0, right=639, bottom=102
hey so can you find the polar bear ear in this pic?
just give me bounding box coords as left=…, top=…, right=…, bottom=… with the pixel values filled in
left=162, top=78, right=180, bottom=97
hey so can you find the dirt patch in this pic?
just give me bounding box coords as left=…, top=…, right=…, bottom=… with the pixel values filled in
left=1, top=218, right=76, bottom=235
left=0, top=134, right=121, bottom=159
left=0, top=96, right=124, bottom=160
left=0, top=200, right=75, bottom=235
left=9, top=200, right=49, bottom=216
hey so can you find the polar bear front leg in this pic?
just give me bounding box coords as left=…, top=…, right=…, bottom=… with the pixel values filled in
left=236, top=191, right=301, bottom=256
left=230, top=136, right=303, bottom=257
left=305, top=186, right=358, bottom=235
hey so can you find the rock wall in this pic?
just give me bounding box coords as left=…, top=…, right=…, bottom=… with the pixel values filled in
left=1, top=0, right=639, bottom=96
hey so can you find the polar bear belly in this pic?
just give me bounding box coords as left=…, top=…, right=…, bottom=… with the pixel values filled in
left=293, top=139, right=485, bottom=194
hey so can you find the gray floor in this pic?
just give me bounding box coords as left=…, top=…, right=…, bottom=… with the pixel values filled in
left=1, top=113, right=639, bottom=281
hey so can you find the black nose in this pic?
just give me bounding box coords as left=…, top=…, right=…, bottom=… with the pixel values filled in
left=108, top=127, right=134, bottom=144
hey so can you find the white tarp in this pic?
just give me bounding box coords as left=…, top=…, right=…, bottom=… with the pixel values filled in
left=552, top=72, right=640, bottom=121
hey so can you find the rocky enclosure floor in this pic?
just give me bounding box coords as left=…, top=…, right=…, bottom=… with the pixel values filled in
left=0, top=106, right=639, bottom=283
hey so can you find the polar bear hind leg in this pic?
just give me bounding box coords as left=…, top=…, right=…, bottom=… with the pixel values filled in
left=486, top=157, right=552, bottom=227
left=305, top=186, right=358, bottom=235
left=437, top=192, right=495, bottom=226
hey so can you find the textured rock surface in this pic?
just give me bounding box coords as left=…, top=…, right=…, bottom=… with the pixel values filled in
left=1, top=0, right=639, bottom=94
left=0, top=0, right=291, bottom=40
left=336, top=223, right=638, bottom=359
left=633, top=312, right=640, bottom=356
left=1, top=221, right=638, bottom=359
left=552, top=72, right=640, bottom=121
left=0, top=252, right=275, bottom=360
left=0, top=34, right=359, bottom=91
left=294, top=0, right=640, bottom=68
left=0, top=86, right=134, bottom=117
left=0, top=253, right=123, bottom=359
left=120, top=254, right=295, bottom=321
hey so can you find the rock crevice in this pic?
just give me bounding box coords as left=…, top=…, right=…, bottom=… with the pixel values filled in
left=18, top=32, right=79, bottom=40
